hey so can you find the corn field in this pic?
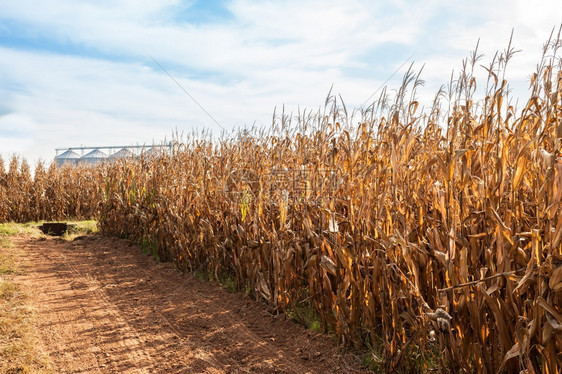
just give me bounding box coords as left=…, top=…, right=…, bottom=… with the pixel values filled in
left=0, top=157, right=101, bottom=223
left=2, top=37, right=562, bottom=372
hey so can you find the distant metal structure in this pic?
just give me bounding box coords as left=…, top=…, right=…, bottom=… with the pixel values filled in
left=54, top=143, right=172, bottom=167
left=54, top=149, right=81, bottom=167
left=110, top=148, right=135, bottom=160
left=81, top=149, right=108, bottom=165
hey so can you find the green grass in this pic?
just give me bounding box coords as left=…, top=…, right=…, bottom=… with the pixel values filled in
left=360, top=337, right=441, bottom=373
left=0, top=220, right=99, bottom=241
left=217, top=273, right=237, bottom=293
left=69, top=220, right=98, bottom=234
left=192, top=268, right=240, bottom=294
left=64, top=220, right=99, bottom=240
left=0, top=222, right=42, bottom=237
left=286, top=301, right=323, bottom=333
left=139, top=237, right=160, bottom=262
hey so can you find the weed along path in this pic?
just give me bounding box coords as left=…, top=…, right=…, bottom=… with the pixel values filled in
left=8, top=234, right=367, bottom=374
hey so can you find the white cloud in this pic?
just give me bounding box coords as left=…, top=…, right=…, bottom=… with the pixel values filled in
left=0, top=0, right=560, bottom=167
left=0, top=113, right=38, bottom=154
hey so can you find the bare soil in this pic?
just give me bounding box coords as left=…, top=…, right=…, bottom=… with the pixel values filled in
left=7, top=235, right=368, bottom=373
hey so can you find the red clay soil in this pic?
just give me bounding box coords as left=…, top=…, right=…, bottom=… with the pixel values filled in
left=9, top=235, right=369, bottom=373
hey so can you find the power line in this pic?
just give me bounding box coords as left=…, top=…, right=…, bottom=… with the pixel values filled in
left=147, top=53, right=225, bottom=131
left=362, top=53, right=415, bottom=108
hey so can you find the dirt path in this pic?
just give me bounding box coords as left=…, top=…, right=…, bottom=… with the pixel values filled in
left=8, top=235, right=367, bottom=374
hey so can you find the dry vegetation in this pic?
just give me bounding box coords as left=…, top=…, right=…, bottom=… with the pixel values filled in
left=0, top=158, right=101, bottom=223
left=1, top=34, right=562, bottom=372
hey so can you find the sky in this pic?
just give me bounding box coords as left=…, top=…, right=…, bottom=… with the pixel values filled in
left=0, top=0, right=560, bottom=168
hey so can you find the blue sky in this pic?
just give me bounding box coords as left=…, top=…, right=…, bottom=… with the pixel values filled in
left=0, top=0, right=560, bottom=167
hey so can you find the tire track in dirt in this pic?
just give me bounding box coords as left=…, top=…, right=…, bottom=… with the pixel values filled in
left=11, top=235, right=368, bottom=374
left=16, top=237, right=159, bottom=373
left=37, top=243, right=159, bottom=373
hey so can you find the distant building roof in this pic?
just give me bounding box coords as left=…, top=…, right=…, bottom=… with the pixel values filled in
left=55, top=150, right=81, bottom=159
left=142, top=146, right=171, bottom=157
left=110, top=148, right=135, bottom=159
left=82, top=149, right=108, bottom=159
